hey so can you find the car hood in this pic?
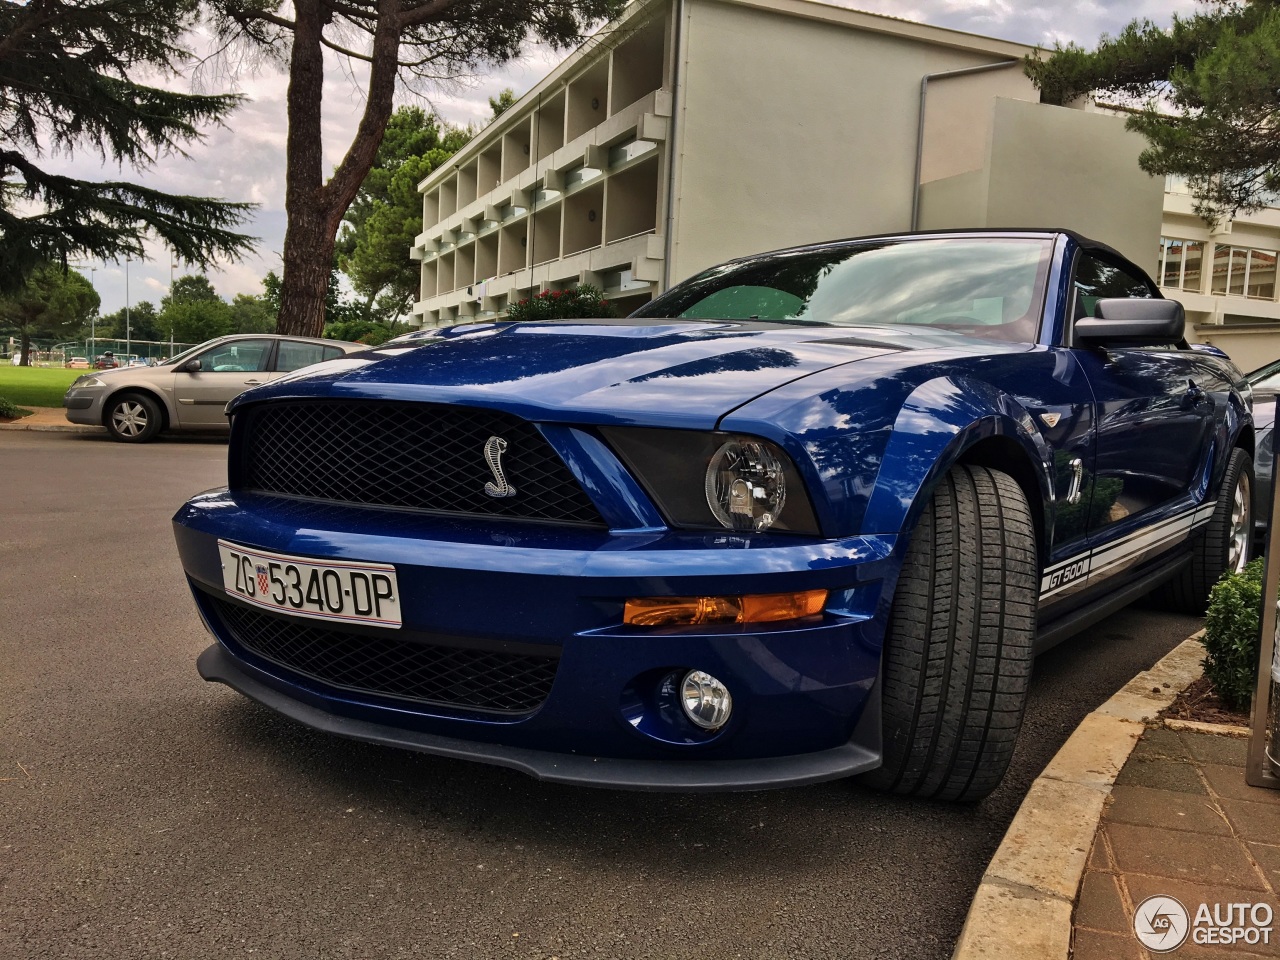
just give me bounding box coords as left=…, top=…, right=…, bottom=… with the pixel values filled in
left=231, top=319, right=1021, bottom=429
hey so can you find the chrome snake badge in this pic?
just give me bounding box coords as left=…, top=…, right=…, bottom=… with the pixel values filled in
left=483, top=436, right=517, bottom=498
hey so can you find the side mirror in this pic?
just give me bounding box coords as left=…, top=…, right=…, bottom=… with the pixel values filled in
left=1075, top=298, right=1185, bottom=347
left=182, top=358, right=202, bottom=373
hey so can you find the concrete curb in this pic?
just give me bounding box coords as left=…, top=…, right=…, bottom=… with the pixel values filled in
left=0, top=420, right=103, bottom=433
left=950, top=631, right=1208, bottom=960
left=0, top=406, right=102, bottom=433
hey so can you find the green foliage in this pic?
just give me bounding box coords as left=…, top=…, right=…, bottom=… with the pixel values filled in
left=506, top=285, right=614, bottom=322
left=0, top=264, right=101, bottom=364
left=261, top=268, right=362, bottom=329
left=0, top=0, right=255, bottom=292
left=1203, top=557, right=1265, bottom=711
left=337, top=106, right=473, bottom=325
left=228, top=293, right=274, bottom=334
left=99, top=301, right=161, bottom=341
left=322, top=319, right=393, bottom=345
left=1027, top=3, right=1280, bottom=221
left=489, top=88, right=517, bottom=118
left=0, top=396, right=27, bottom=419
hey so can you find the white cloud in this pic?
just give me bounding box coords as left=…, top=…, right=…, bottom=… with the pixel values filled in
left=50, top=1, right=1198, bottom=313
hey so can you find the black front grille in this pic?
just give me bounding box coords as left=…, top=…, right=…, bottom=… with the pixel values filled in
left=238, top=401, right=604, bottom=526
left=209, top=597, right=559, bottom=714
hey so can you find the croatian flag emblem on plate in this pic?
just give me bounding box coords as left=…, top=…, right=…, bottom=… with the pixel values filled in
left=256, top=564, right=270, bottom=596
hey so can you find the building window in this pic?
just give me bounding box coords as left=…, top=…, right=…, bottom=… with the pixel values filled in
left=1209, top=243, right=1279, bottom=300
left=1158, top=237, right=1204, bottom=294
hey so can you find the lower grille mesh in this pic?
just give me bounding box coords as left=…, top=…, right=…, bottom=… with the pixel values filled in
left=209, top=597, right=558, bottom=713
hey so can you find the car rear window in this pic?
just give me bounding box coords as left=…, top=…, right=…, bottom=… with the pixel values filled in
left=634, top=238, right=1054, bottom=343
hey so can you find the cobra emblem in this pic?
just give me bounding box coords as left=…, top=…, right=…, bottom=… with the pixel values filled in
left=483, top=436, right=517, bottom=498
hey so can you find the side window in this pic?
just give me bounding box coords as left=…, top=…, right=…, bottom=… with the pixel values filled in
left=276, top=340, right=338, bottom=372
left=196, top=339, right=272, bottom=373
left=1073, top=254, right=1154, bottom=320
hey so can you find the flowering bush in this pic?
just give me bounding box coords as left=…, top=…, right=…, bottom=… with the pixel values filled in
left=506, top=284, right=613, bottom=322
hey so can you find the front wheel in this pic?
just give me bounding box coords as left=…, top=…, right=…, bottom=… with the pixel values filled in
left=860, top=464, right=1038, bottom=802
left=105, top=392, right=162, bottom=443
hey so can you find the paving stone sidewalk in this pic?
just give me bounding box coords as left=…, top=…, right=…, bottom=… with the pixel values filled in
left=1073, top=727, right=1280, bottom=959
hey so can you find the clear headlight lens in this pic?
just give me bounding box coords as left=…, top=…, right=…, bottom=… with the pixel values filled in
left=705, top=438, right=787, bottom=532
left=70, top=376, right=104, bottom=389
left=599, top=427, right=821, bottom=535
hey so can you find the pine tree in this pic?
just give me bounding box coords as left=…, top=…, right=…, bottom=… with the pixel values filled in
left=1027, top=1, right=1280, bottom=222
left=206, top=0, right=626, bottom=338
left=0, top=0, right=256, bottom=293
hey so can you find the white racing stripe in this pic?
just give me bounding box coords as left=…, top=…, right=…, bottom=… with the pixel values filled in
left=1039, top=502, right=1216, bottom=600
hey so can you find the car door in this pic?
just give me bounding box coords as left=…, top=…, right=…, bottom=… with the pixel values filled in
left=1069, top=251, right=1216, bottom=582
left=173, top=338, right=275, bottom=427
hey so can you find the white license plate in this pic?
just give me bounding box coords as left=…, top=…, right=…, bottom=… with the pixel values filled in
left=217, top=540, right=402, bottom=629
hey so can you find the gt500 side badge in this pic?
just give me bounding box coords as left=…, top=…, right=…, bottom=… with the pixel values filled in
left=483, top=436, right=517, bottom=498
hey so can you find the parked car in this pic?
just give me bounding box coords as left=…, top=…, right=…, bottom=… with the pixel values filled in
left=65, top=334, right=364, bottom=442
left=126, top=357, right=151, bottom=368
left=1243, top=360, right=1280, bottom=538
left=66, top=357, right=90, bottom=369
left=173, top=230, right=1252, bottom=801
left=93, top=354, right=119, bottom=369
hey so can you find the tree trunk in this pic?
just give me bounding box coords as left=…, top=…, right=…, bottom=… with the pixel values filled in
left=18, top=329, right=30, bottom=366
left=275, top=0, right=404, bottom=339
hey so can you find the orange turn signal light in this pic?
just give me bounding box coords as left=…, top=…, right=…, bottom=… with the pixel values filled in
left=623, top=589, right=828, bottom=627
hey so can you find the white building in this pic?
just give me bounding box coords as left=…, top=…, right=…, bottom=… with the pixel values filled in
left=410, top=0, right=1280, bottom=371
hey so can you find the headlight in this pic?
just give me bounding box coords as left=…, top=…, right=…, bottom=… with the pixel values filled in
left=601, top=427, right=821, bottom=535
left=70, top=376, right=104, bottom=389
left=705, top=438, right=788, bottom=531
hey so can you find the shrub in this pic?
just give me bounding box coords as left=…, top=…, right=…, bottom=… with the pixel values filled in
left=506, top=284, right=613, bottom=322
left=0, top=396, right=26, bottom=419
left=1203, top=557, right=1265, bottom=711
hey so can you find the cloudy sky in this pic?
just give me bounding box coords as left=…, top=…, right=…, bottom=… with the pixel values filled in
left=53, top=0, right=1200, bottom=315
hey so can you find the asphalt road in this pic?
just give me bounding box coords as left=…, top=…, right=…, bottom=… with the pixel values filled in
left=1, top=430, right=1203, bottom=960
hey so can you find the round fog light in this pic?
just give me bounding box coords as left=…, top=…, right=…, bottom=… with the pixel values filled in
left=680, top=670, right=733, bottom=730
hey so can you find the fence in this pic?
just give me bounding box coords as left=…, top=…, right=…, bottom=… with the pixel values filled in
left=4, top=338, right=199, bottom=366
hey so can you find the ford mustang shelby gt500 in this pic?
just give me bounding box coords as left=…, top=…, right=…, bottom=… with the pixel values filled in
left=173, top=230, right=1253, bottom=801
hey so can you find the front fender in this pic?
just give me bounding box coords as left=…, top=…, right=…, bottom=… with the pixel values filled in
left=860, top=377, right=1052, bottom=539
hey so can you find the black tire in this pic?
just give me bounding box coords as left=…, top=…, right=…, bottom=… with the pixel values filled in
left=1158, top=448, right=1254, bottom=614
left=104, top=391, right=163, bottom=443
left=860, top=464, right=1038, bottom=802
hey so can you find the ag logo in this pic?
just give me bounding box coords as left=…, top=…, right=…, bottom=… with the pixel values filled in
left=1135, top=895, right=1190, bottom=952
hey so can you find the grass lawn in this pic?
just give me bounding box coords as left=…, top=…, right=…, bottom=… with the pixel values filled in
left=0, top=366, right=87, bottom=407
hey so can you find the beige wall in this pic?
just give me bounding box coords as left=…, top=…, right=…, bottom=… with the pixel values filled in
left=920, top=99, right=1164, bottom=274
left=920, top=68, right=1037, bottom=184
left=1190, top=324, right=1280, bottom=372
left=668, top=0, right=1031, bottom=283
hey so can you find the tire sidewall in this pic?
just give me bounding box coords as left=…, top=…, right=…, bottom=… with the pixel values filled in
left=105, top=392, right=162, bottom=443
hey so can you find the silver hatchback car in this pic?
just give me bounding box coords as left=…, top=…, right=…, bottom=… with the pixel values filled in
left=64, top=334, right=364, bottom=442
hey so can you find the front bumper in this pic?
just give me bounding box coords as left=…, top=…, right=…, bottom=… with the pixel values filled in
left=175, top=489, right=901, bottom=791
left=63, top=388, right=104, bottom=423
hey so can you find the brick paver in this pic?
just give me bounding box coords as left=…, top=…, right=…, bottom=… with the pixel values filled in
left=1072, top=728, right=1280, bottom=958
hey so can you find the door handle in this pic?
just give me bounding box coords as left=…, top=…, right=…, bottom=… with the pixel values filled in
left=243, top=379, right=263, bottom=385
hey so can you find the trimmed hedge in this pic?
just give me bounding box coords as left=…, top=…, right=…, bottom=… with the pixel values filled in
left=1203, top=557, right=1265, bottom=711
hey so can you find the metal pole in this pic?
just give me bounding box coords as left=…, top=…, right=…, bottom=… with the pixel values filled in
left=169, top=261, right=178, bottom=357
left=125, top=258, right=132, bottom=359
left=1248, top=396, right=1280, bottom=787
left=89, top=266, right=96, bottom=360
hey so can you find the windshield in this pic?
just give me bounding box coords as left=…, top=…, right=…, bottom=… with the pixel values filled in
left=159, top=339, right=221, bottom=367
left=633, top=238, right=1054, bottom=343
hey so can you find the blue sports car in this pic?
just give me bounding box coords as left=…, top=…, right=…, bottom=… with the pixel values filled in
left=173, top=230, right=1253, bottom=801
